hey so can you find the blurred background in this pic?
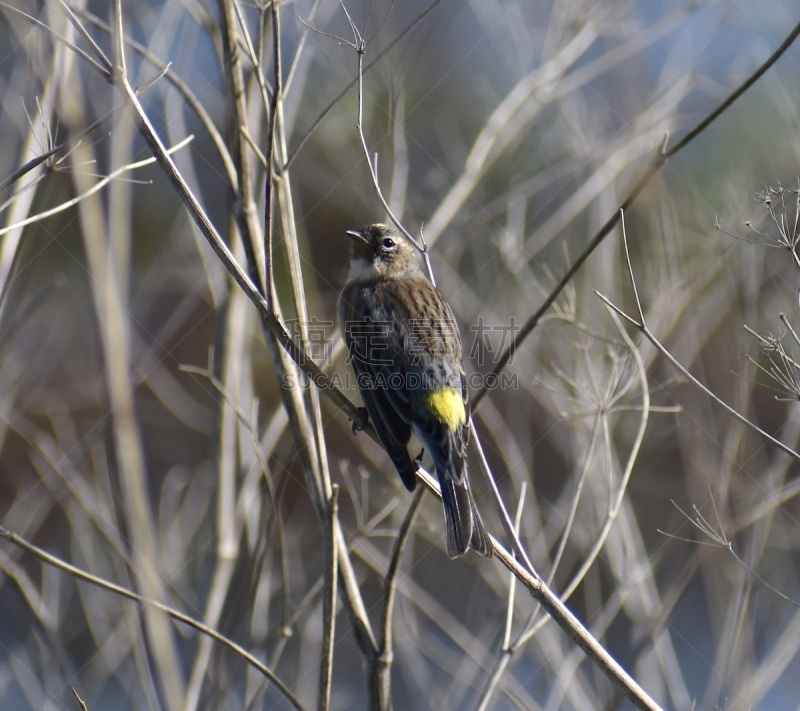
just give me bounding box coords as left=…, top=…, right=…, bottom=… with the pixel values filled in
left=2, top=1, right=800, bottom=709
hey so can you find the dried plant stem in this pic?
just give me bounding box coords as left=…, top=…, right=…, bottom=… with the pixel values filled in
left=411, top=466, right=662, bottom=711
left=0, top=525, right=305, bottom=711
left=370, top=487, right=424, bottom=710
left=597, top=214, right=800, bottom=464
left=320, top=487, right=339, bottom=711
left=475, top=18, right=800, bottom=408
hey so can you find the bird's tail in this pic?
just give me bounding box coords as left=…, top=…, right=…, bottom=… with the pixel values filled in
left=440, top=474, right=492, bottom=559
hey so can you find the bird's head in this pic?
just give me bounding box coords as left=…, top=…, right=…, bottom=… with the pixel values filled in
left=344, top=223, right=423, bottom=282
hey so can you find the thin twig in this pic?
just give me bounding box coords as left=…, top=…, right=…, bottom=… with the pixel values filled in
left=474, top=18, right=800, bottom=408
left=0, top=137, right=193, bottom=238
left=108, top=36, right=361, bottom=424
left=71, top=688, right=88, bottom=711
left=217, top=0, right=267, bottom=293
left=411, top=466, right=662, bottom=710
left=595, top=212, right=800, bottom=463
left=73, top=8, right=238, bottom=187
left=319, top=487, right=339, bottom=711
left=3, top=3, right=111, bottom=78
left=474, top=485, right=527, bottom=711
left=0, top=111, right=105, bottom=193
left=665, top=498, right=800, bottom=608
left=0, top=525, right=305, bottom=711
left=348, top=20, right=425, bottom=260
left=371, top=487, right=424, bottom=710
left=264, top=0, right=281, bottom=307
left=470, top=419, right=534, bottom=573
left=598, top=290, right=800, bottom=463
left=285, top=0, right=447, bottom=170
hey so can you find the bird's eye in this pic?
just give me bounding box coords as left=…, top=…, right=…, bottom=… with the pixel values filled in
left=382, top=237, right=396, bottom=249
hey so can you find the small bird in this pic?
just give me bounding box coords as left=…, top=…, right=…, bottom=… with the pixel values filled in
left=338, top=223, right=492, bottom=558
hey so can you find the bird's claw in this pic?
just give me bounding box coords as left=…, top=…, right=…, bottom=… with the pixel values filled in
left=413, top=447, right=425, bottom=470
left=351, top=407, right=369, bottom=434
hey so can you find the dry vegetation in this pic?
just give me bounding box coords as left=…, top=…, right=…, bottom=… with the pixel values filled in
left=2, top=1, right=800, bottom=709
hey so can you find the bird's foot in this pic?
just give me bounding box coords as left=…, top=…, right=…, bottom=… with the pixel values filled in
left=413, top=447, right=425, bottom=470
left=351, top=407, right=369, bottom=434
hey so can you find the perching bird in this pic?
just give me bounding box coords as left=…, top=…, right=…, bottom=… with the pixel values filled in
left=338, top=223, right=491, bottom=558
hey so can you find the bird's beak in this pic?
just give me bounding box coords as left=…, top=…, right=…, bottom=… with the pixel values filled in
left=346, top=228, right=369, bottom=245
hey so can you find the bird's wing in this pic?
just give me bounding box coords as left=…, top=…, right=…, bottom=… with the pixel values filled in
left=393, top=280, right=472, bottom=462
left=345, top=316, right=417, bottom=491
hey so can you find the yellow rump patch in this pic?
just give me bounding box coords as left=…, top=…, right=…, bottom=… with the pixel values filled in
left=422, top=388, right=466, bottom=431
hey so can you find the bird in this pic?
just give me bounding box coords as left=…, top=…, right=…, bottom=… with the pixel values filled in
left=338, top=223, right=492, bottom=558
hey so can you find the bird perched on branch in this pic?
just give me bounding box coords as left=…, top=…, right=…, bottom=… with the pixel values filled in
left=339, top=223, right=491, bottom=558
